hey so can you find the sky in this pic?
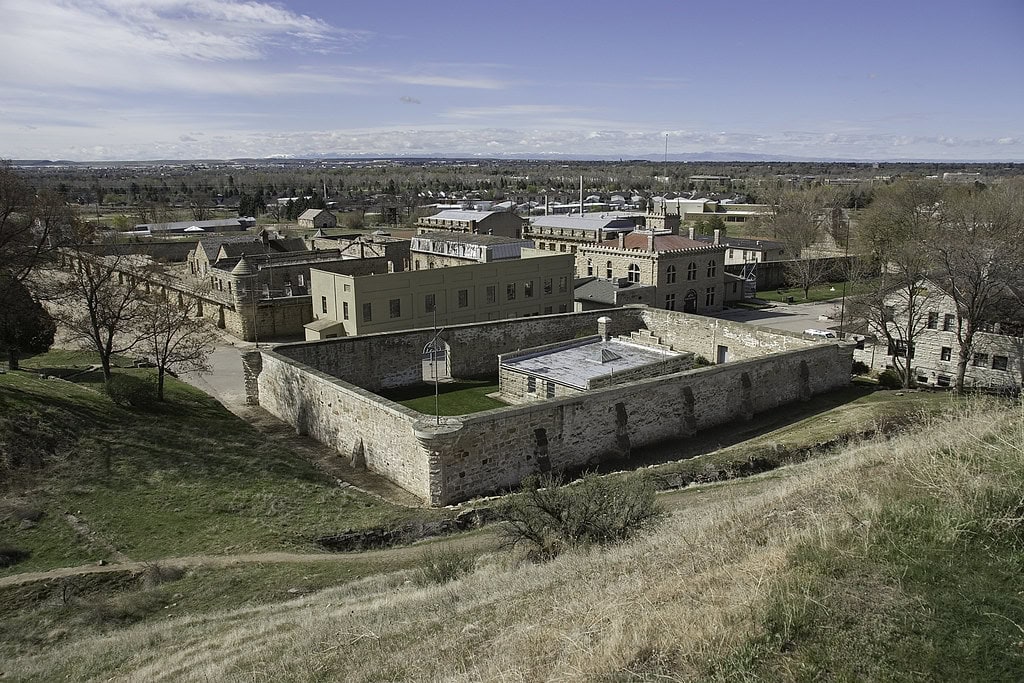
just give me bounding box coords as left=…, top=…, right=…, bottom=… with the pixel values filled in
left=1, top=0, right=1023, bottom=162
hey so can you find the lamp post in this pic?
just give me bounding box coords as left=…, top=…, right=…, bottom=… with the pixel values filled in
left=422, top=307, right=446, bottom=426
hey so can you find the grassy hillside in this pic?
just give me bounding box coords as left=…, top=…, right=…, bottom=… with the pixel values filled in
left=5, top=395, right=1021, bottom=681
left=0, top=357, right=440, bottom=578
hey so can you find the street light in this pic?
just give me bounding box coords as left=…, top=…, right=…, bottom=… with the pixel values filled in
left=422, top=307, right=446, bottom=425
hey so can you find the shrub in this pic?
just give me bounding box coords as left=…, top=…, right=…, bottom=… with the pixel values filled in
left=877, top=369, right=904, bottom=389
left=0, top=546, right=30, bottom=568
left=413, top=545, right=474, bottom=586
left=105, top=373, right=156, bottom=409
left=852, top=360, right=870, bottom=375
left=498, top=473, right=662, bottom=560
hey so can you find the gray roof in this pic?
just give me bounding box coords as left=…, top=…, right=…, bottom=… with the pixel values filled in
left=502, top=337, right=680, bottom=390
left=414, top=231, right=528, bottom=246
left=137, top=218, right=250, bottom=232
left=421, top=209, right=504, bottom=222
left=574, top=276, right=655, bottom=305
left=299, top=208, right=332, bottom=220
left=694, top=235, right=784, bottom=250
left=528, top=214, right=638, bottom=232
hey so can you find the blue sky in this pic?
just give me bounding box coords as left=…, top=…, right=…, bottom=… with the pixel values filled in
left=1, top=0, right=1022, bottom=161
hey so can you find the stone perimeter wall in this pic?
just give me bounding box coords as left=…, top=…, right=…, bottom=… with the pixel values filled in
left=257, top=350, right=433, bottom=499
left=255, top=307, right=854, bottom=505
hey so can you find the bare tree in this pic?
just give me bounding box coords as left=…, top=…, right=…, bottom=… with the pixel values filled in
left=0, top=161, right=73, bottom=298
left=136, top=287, right=217, bottom=401
left=851, top=181, right=944, bottom=388
left=770, top=187, right=842, bottom=299
left=932, top=182, right=1024, bottom=393
left=53, top=225, right=151, bottom=382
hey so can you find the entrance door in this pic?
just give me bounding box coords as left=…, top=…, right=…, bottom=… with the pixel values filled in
left=684, top=289, right=698, bottom=313
left=716, top=345, right=729, bottom=364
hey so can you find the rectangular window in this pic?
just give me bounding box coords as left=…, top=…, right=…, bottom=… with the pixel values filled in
left=524, top=281, right=534, bottom=298
left=507, top=283, right=516, bottom=301
left=543, top=306, right=552, bottom=314
left=425, top=293, right=435, bottom=313
left=558, top=276, right=568, bottom=293
left=559, top=304, right=567, bottom=313
left=545, top=381, right=556, bottom=398
left=937, top=375, right=951, bottom=387
left=992, top=355, right=1009, bottom=371
left=972, top=352, right=989, bottom=367
left=940, top=346, right=952, bottom=362
left=458, top=289, right=468, bottom=308
left=344, top=284, right=351, bottom=292
left=543, top=278, right=553, bottom=295
left=665, top=293, right=676, bottom=310
left=927, top=311, right=938, bottom=329
left=389, top=298, right=401, bottom=319
left=486, top=285, right=496, bottom=304
left=888, top=341, right=915, bottom=358
left=297, top=274, right=304, bottom=287
left=362, top=302, right=372, bottom=322
left=321, top=296, right=328, bottom=314
left=527, top=376, right=536, bottom=393
left=705, top=286, right=716, bottom=307
left=943, top=314, right=955, bottom=331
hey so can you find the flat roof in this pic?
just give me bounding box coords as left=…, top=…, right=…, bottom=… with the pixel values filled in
left=502, top=338, right=680, bottom=390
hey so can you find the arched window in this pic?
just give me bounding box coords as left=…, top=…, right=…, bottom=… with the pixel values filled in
left=606, top=261, right=613, bottom=278
left=628, top=263, right=640, bottom=283
left=586, top=259, right=593, bottom=276
left=706, top=259, right=717, bottom=277
left=687, top=261, right=697, bottom=281
left=666, top=264, right=676, bottom=284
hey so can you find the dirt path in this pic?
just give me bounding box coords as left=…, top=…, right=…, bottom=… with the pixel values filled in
left=0, top=529, right=499, bottom=588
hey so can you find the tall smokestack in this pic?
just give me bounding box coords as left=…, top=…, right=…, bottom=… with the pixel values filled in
left=579, top=175, right=584, bottom=215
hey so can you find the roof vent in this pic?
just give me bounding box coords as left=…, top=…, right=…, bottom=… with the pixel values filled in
left=600, top=348, right=621, bottom=363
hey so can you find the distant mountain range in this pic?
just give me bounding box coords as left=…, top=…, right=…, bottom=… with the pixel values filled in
left=10, top=153, right=1021, bottom=166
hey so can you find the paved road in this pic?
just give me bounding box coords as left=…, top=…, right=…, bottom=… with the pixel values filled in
left=712, top=299, right=851, bottom=335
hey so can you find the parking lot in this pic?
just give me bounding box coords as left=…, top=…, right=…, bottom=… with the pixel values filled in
left=712, top=299, right=850, bottom=336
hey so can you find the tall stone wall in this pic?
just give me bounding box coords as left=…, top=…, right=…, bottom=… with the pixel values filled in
left=256, top=351, right=432, bottom=499
left=274, top=309, right=648, bottom=391
left=641, top=308, right=816, bottom=361
left=256, top=306, right=854, bottom=506
left=417, top=343, right=851, bottom=503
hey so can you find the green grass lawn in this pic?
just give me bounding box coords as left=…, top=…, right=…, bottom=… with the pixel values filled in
left=757, top=279, right=878, bottom=304
left=379, top=378, right=507, bottom=416
left=0, top=353, right=443, bottom=577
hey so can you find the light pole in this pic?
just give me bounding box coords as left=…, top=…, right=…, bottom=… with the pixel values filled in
left=422, top=307, right=446, bottom=425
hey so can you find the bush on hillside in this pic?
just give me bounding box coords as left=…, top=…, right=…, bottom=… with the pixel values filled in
left=105, top=373, right=156, bottom=410
left=852, top=360, right=870, bottom=375
left=498, top=472, right=662, bottom=560
left=413, top=545, right=475, bottom=586
left=877, top=369, right=904, bottom=389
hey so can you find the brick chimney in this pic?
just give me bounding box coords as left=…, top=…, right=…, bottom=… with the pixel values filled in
left=713, top=229, right=721, bottom=245
left=647, top=231, right=655, bottom=251
left=597, top=316, right=611, bottom=341
left=617, top=232, right=625, bottom=248
left=688, top=227, right=696, bottom=240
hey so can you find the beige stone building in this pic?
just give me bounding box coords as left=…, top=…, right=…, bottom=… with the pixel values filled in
left=415, top=209, right=524, bottom=239
left=306, top=249, right=575, bottom=339
left=576, top=230, right=731, bottom=313
left=855, top=279, right=1023, bottom=391
left=298, top=208, right=337, bottom=230
left=524, top=214, right=641, bottom=254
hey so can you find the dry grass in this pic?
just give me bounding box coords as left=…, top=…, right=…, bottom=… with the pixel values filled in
left=7, top=398, right=1022, bottom=682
